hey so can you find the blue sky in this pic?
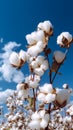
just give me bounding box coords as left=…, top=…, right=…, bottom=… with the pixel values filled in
left=0, top=0, right=73, bottom=92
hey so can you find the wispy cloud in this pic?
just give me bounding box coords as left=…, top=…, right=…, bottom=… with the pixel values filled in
left=0, top=89, right=14, bottom=104
left=0, top=42, right=24, bottom=83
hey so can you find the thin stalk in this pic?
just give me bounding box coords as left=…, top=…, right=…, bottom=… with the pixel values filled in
left=33, top=88, right=36, bottom=112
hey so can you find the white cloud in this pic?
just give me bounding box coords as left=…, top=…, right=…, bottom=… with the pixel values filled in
left=0, top=89, right=14, bottom=104
left=0, top=38, right=3, bottom=43
left=0, top=42, right=25, bottom=83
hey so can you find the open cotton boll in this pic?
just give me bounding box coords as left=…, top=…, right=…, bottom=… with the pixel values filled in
left=41, top=60, right=49, bottom=70
left=36, top=30, right=45, bottom=42
left=37, top=41, right=46, bottom=50
left=39, top=83, right=53, bottom=94
left=62, top=84, right=69, bottom=89
left=9, top=52, right=20, bottom=67
left=37, top=93, right=46, bottom=102
left=28, top=120, right=40, bottom=130
left=30, top=60, right=38, bottom=69
left=16, top=83, right=24, bottom=91
left=54, top=51, right=66, bottom=63
left=29, top=80, right=39, bottom=88
left=27, top=45, right=43, bottom=57
left=36, top=55, right=45, bottom=65
left=16, top=82, right=29, bottom=91
left=31, top=111, right=40, bottom=120
left=34, top=67, right=44, bottom=76
left=43, top=21, right=53, bottom=33
left=26, top=34, right=36, bottom=45
left=57, top=32, right=72, bottom=48
left=61, top=32, right=72, bottom=42
left=18, top=89, right=29, bottom=99
left=57, top=34, right=63, bottom=46
left=40, top=119, right=48, bottom=129
left=38, top=20, right=53, bottom=35
left=45, top=93, right=56, bottom=103
left=19, top=50, right=27, bottom=62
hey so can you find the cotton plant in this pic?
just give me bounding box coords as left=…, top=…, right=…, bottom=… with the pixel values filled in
left=0, top=20, right=73, bottom=130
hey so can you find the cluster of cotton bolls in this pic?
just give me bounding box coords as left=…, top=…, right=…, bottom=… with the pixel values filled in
left=26, top=20, right=53, bottom=57
left=4, top=20, right=73, bottom=130
left=37, top=83, right=56, bottom=104
left=28, top=109, right=50, bottom=130
left=29, top=55, right=49, bottom=77
left=0, top=91, right=32, bottom=130
left=9, top=50, right=28, bottom=69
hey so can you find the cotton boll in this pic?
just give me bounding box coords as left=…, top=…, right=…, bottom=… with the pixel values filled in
left=18, top=89, right=28, bottom=99
left=36, top=55, right=45, bottom=65
left=37, top=93, right=46, bottom=102
left=28, top=120, right=40, bottom=130
left=16, top=83, right=24, bottom=91
left=34, top=75, right=41, bottom=83
left=62, top=32, right=72, bottom=42
left=57, top=32, right=72, bottom=48
left=57, top=34, right=63, bottom=46
left=62, top=84, right=69, bottom=89
left=26, top=34, right=36, bottom=45
left=31, top=111, right=40, bottom=120
left=37, top=41, right=46, bottom=50
left=54, top=51, right=66, bottom=63
left=36, top=30, right=45, bottom=42
left=41, top=60, right=49, bottom=70
left=38, top=20, right=53, bottom=35
left=9, top=52, right=20, bottom=67
left=40, top=119, right=48, bottom=129
left=30, top=60, right=38, bottom=69
left=56, top=89, right=70, bottom=106
left=34, top=68, right=44, bottom=76
left=29, top=80, right=39, bottom=88
left=39, top=83, right=53, bottom=94
left=27, top=45, right=43, bottom=57
left=43, top=21, right=53, bottom=34
left=45, top=93, right=56, bottom=103
left=19, top=50, right=27, bottom=62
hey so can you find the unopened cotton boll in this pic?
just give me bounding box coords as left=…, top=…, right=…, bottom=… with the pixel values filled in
left=9, top=52, right=20, bottom=67
left=54, top=51, right=66, bottom=63
left=56, top=88, right=70, bottom=106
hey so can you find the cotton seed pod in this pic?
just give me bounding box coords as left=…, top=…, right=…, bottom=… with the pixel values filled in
left=16, top=82, right=29, bottom=91
left=38, top=20, right=53, bottom=36
left=57, top=32, right=72, bottom=48
left=9, top=52, right=20, bottom=67
left=19, top=50, right=27, bottom=63
left=54, top=51, right=66, bottom=63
